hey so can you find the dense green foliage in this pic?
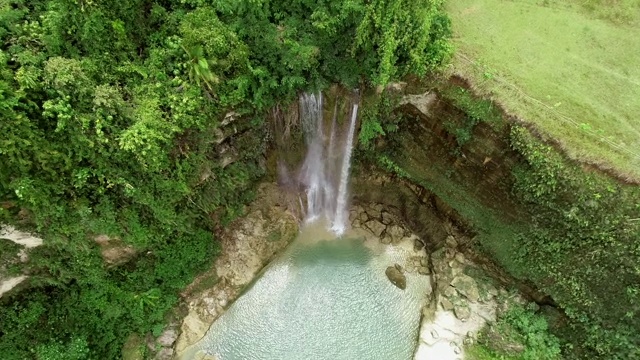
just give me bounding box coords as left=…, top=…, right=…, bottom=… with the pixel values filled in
left=439, top=86, right=503, bottom=147
left=357, top=94, right=396, bottom=150
left=353, top=0, right=452, bottom=85
left=0, top=0, right=451, bottom=358
left=510, top=128, right=640, bottom=358
left=468, top=303, right=562, bottom=360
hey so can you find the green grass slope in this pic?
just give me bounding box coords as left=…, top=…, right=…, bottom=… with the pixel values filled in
left=446, top=0, right=640, bottom=181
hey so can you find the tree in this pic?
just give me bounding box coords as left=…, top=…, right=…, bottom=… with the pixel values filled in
left=353, top=0, right=452, bottom=86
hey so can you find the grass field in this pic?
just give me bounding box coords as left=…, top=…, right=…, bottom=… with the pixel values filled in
left=446, top=0, right=640, bottom=181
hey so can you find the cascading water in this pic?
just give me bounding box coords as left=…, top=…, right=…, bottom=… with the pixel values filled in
left=299, top=93, right=326, bottom=222
left=298, top=92, right=359, bottom=235
left=331, top=103, right=358, bottom=234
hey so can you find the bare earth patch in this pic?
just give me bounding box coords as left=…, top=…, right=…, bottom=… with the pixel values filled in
left=0, top=225, right=44, bottom=298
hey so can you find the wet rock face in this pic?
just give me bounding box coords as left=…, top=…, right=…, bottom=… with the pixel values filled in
left=173, top=183, right=299, bottom=357
left=350, top=174, right=451, bottom=251
left=350, top=204, right=417, bottom=246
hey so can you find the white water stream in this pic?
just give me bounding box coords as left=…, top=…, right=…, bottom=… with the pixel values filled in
left=298, top=93, right=359, bottom=235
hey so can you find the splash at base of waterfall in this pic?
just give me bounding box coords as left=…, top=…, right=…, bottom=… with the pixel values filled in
left=297, top=92, right=359, bottom=236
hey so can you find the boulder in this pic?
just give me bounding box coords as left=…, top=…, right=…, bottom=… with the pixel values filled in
left=365, top=220, right=386, bottom=238
left=385, top=265, right=407, bottom=290
left=484, top=284, right=499, bottom=300
left=445, top=248, right=456, bottom=260
left=443, top=285, right=457, bottom=298
left=94, top=234, right=137, bottom=266
left=156, top=329, right=178, bottom=347
left=420, top=257, right=429, bottom=267
left=353, top=205, right=368, bottom=223
left=101, top=245, right=137, bottom=266
left=445, top=235, right=458, bottom=248
left=399, top=92, right=437, bottom=117
left=364, top=204, right=382, bottom=220
left=454, top=304, right=471, bottom=321
left=220, top=111, right=239, bottom=127
left=94, top=234, right=111, bottom=246
left=386, top=225, right=405, bottom=243
left=451, top=275, right=480, bottom=303
left=440, top=297, right=454, bottom=311
left=386, top=82, right=407, bottom=92
left=381, top=211, right=394, bottom=225
left=414, top=239, right=425, bottom=252
left=349, top=209, right=358, bottom=223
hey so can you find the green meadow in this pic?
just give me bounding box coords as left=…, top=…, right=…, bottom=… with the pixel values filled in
left=447, top=0, right=640, bottom=180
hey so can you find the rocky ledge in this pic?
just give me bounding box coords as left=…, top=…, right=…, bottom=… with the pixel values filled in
left=351, top=201, right=529, bottom=360
left=173, top=183, right=299, bottom=358
left=0, top=225, right=44, bottom=298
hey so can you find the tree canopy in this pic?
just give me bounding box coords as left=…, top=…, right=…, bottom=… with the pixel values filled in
left=0, top=0, right=451, bottom=358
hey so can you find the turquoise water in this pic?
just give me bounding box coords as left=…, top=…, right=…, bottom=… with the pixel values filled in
left=183, top=228, right=428, bottom=360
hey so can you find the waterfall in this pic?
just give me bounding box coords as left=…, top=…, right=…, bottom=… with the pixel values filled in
left=299, top=93, right=326, bottom=222
left=324, top=102, right=338, bottom=221
left=297, top=92, right=359, bottom=236
left=331, top=103, right=358, bottom=234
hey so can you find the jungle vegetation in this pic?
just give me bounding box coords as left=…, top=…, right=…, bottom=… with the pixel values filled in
left=2, top=0, right=638, bottom=359
left=0, top=0, right=451, bottom=358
